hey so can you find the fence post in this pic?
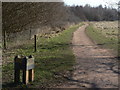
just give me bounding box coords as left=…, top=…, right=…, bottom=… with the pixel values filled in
left=34, top=35, right=37, bottom=52
left=3, top=30, right=6, bottom=49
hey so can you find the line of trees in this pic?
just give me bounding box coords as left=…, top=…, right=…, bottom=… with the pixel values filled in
left=3, top=2, right=118, bottom=34
left=2, top=2, right=118, bottom=49
left=2, top=2, right=68, bottom=33
left=2, top=2, right=68, bottom=49
left=69, top=4, right=118, bottom=21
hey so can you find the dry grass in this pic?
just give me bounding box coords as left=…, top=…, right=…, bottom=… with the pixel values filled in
left=91, top=21, right=118, bottom=39
left=86, top=21, right=118, bottom=55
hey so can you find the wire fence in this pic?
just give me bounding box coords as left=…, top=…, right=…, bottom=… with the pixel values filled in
left=2, top=22, right=74, bottom=50
left=3, top=26, right=54, bottom=49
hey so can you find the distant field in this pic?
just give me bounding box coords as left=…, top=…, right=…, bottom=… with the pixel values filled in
left=93, top=21, right=118, bottom=39
left=86, top=21, right=118, bottom=55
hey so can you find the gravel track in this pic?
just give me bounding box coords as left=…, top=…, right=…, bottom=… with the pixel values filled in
left=59, top=24, right=119, bottom=88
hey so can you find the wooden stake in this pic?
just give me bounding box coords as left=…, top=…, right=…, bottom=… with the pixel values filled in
left=3, top=30, right=6, bottom=49
left=34, top=35, right=37, bottom=52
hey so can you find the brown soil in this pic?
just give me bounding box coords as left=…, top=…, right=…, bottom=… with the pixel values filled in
left=58, top=24, right=119, bottom=88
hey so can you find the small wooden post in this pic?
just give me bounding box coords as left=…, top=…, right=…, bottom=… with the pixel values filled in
left=14, top=55, right=34, bottom=84
left=34, top=35, right=37, bottom=52
left=3, top=30, right=6, bottom=49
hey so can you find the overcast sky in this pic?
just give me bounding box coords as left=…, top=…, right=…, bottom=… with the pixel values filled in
left=63, top=0, right=119, bottom=8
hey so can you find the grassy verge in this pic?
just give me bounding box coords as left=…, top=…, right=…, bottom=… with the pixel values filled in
left=86, top=24, right=118, bottom=55
left=2, top=23, right=83, bottom=88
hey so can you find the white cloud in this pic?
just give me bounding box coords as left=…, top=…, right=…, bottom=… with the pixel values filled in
left=63, top=0, right=119, bottom=8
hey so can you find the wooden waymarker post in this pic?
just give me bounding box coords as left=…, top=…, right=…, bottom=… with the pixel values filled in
left=14, top=55, right=34, bottom=84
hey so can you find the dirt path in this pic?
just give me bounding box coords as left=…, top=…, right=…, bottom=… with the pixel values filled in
left=60, top=24, right=119, bottom=88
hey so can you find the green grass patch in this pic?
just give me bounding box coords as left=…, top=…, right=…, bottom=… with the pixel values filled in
left=2, top=23, right=82, bottom=88
left=86, top=24, right=118, bottom=54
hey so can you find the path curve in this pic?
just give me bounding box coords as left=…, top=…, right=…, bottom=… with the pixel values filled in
left=60, top=23, right=119, bottom=88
